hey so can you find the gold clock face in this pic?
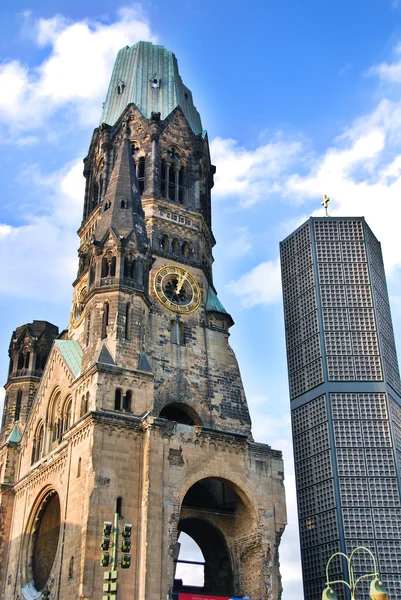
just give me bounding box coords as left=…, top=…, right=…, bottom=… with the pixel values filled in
left=154, top=265, right=201, bottom=314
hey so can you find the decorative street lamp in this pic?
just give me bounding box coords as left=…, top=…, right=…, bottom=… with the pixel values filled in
left=322, top=546, right=389, bottom=600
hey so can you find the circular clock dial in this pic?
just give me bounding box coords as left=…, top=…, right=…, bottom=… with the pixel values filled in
left=154, top=266, right=201, bottom=314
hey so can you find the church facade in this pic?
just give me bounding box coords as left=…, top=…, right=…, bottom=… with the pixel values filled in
left=0, top=42, right=286, bottom=600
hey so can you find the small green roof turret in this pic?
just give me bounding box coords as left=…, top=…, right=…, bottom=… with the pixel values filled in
left=101, top=41, right=203, bottom=134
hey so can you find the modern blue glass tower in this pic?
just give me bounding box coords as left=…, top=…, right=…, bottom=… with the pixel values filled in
left=280, top=217, right=401, bottom=600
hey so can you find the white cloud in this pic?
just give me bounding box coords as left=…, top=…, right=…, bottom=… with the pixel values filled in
left=210, top=136, right=304, bottom=207
left=0, top=159, right=83, bottom=302
left=0, top=6, right=156, bottom=133
left=368, top=42, right=401, bottom=83
left=226, top=257, right=282, bottom=307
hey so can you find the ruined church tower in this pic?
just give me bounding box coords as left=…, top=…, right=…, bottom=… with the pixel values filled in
left=0, top=42, right=286, bottom=600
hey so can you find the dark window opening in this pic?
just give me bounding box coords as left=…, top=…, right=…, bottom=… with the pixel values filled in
left=8, top=357, right=13, bottom=375
left=130, top=260, right=136, bottom=280
left=116, top=80, right=125, bottom=95
left=77, top=457, right=81, bottom=478
left=125, top=303, right=130, bottom=340
left=24, top=352, right=30, bottom=369
left=178, top=168, right=185, bottom=204
left=161, top=234, right=169, bottom=252
left=89, top=264, right=95, bottom=286
left=120, top=199, right=126, bottom=208
left=31, top=422, right=44, bottom=464
left=115, top=389, right=122, bottom=410
left=102, top=257, right=109, bottom=278
left=159, top=403, right=199, bottom=426
left=172, top=238, right=179, bottom=255
left=182, top=241, right=190, bottom=259
left=15, top=390, right=22, bottom=422
left=93, top=181, right=99, bottom=205
left=86, top=312, right=91, bottom=347
left=169, top=166, right=175, bottom=200
left=136, top=157, right=145, bottom=194
left=17, top=352, right=24, bottom=370
left=101, top=303, right=109, bottom=339
left=110, top=256, right=116, bottom=277
left=123, top=390, right=132, bottom=412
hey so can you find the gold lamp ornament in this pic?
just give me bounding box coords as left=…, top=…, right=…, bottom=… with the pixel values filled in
left=322, top=586, right=338, bottom=600
left=369, top=577, right=389, bottom=600
left=322, top=547, right=389, bottom=600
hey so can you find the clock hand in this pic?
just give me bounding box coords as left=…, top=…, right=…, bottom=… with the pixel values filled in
left=175, top=272, right=188, bottom=295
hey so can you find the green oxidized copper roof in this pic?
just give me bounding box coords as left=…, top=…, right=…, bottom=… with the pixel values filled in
left=55, top=340, right=82, bottom=379
left=7, top=423, right=21, bottom=444
left=101, top=41, right=203, bottom=134
left=206, top=287, right=228, bottom=314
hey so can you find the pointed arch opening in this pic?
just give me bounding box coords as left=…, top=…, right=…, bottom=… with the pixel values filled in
left=31, top=421, right=44, bottom=464
left=174, top=477, right=252, bottom=597
left=136, top=156, right=145, bottom=194
left=159, top=403, right=200, bottom=426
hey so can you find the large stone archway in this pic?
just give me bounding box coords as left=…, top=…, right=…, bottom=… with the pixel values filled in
left=21, top=488, right=61, bottom=598
left=174, top=477, right=255, bottom=597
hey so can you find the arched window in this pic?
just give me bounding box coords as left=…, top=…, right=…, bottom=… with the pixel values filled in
left=182, top=241, right=190, bottom=259
left=116, top=496, right=123, bottom=518
left=125, top=303, right=130, bottom=340
left=80, top=392, right=89, bottom=417
left=24, top=352, right=30, bottom=369
left=110, top=256, right=116, bottom=277
left=62, top=397, right=72, bottom=434
left=159, top=403, right=200, bottom=426
left=47, top=390, right=61, bottom=446
left=123, top=391, right=132, bottom=412
left=31, top=421, right=44, bottom=464
left=18, top=352, right=24, bottom=370
left=135, top=261, right=143, bottom=285
left=136, top=157, right=145, bottom=194
left=130, top=259, right=136, bottom=280
left=15, top=390, right=22, bottom=421
left=102, top=302, right=109, bottom=339
left=101, top=257, right=109, bottom=278
left=115, top=389, right=122, bottom=410
left=77, top=458, right=81, bottom=478
left=89, top=263, right=95, bottom=286
left=161, top=234, right=169, bottom=252
left=172, top=238, right=179, bottom=255
left=120, top=199, right=126, bottom=209
left=8, top=357, right=13, bottom=375
left=93, top=181, right=99, bottom=205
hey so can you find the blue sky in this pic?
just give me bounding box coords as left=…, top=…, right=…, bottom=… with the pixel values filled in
left=2, top=1, right=401, bottom=598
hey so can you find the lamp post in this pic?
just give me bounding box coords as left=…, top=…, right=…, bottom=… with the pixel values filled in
left=322, top=546, right=389, bottom=600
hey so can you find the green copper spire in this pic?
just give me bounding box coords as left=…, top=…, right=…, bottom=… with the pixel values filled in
left=101, top=41, right=203, bottom=134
